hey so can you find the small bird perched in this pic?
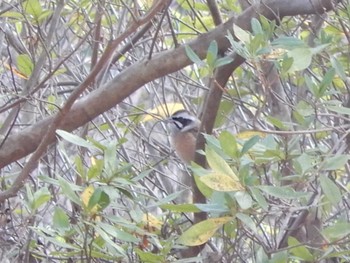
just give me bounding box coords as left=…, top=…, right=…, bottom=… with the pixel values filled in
left=167, top=110, right=201, bottom=164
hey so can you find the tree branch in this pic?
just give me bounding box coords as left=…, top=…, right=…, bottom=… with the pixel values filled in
left=0, top=0, right=337, bottom=171
left=0, top=0, right=171, bottom=201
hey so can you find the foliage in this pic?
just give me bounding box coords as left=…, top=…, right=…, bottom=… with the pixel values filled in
left=1, top=0, right=350, bottom=262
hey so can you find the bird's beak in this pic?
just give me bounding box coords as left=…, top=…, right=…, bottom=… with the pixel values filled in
left=164, top=116, right=174, bottom=123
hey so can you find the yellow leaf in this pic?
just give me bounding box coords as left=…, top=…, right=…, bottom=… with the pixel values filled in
left=142, top=103, right=185, bottom=122
left=200, top=172, right=244, bottom=192
left=178, top=217, right=232, bottom=246
left=142, top=213, right=162, bottom=231
left=81, top=185, right=98, bottom=214
left=235, top=130, right=266, bottom=140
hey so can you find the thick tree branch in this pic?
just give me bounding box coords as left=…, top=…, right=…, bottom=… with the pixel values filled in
left=0, top=0, right=337, bottom=170
left=0, top=0, right=171, bottom=201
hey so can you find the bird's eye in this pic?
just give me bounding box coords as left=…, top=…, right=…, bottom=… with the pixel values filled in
left=173, top=120, right=183, bottom=130
left=173, top=117, right=192, bottom=127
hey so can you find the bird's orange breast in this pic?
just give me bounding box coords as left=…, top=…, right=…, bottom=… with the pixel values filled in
left=170, top=131, right=196, bottom=164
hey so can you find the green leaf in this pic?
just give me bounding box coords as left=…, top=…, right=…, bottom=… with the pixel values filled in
left=47, top=95, right=56, bottom=111
left=295, top=100, right=314, bottom=117
left=97, top=222, right=138, bottom=243
left=234, top=191, right=253, bottom=210
left=271, top=36, right=306, bottom=49
left=331, top=56, right=346, bottom=80
left=288, top=236, right=314, bottom=261
left=25, top=184, right=34, bottom=210
left=266, top=116, right=287, bottom=130
left=86, top=137, right=108, bottom=151
left=310, top=43, right=329, bottom=54
left=236, top=213, right=257, bottom=233
left=23, top=0, right=43, bottom=19
left=104, top=142, right=117, bottom=177
left=219, top=131, right=238, bottom=158
left=251, top=18, right=263, bottom=36
left=132, top=169, right=152, bottom=182
left=92, top=224, right=126, bottom=256
left=219, top=131, right=239, bottom=159
left=256, top=46, right=271, bottom=56
left=214, top=56, right=233, bottom=68
left=259, top=15, right=275, bottom=37
left=87, top=159, right=103, bottom=180
left=233, top=24, right=250, bottom=43
left=270, top=251, right=288, bottom=263
left=135, top=248, right=164, bottom=263
left=320, top=175, right=342, bottom=206
left=17, top=54, right=33, bottom=77
left=203, top=133, right=221, bottom=149
left=206, top=147, right=239, bottom=180
left=163, top=202, right=230, bottom=214
left=56, top=129, right=99, bottom=150
left=249, top=187, right=268, bottom=211
left=287, top=47, right=312, bottom=72
left=249, top=34, right=263, bottom=54
left=160, top=204, right=201, bottom=213
left=58, top=177, right=82, bottom=206
left=256, top=247, right=269, bottom=263
left=178, top=217, right=232, bottom=246
left=191, top=163, right=213, bottom=197
left=206, top=40, right=218, bottom=68
left=227, top=32, right=250, bottom=58
left=322, top=221, right=350, bottom=240
left=33, top=187, right=51, bottom=210
left=305, top=75, right=318, bottom=97
left=258, top=186, right=309, bottom=200
left=185, top=45, right=204, bottom=66
left=321, top=155, right=349, bottom=170
left=37, top=9, right=53, bottom=23
left=53, top=207, right=70, bottom=231
left=88, top=189, right=110, bottom=211
left=240, top=135, right=260, bottom=155
left=193, top=173, right=213, bottom=198
left=31, top=228, right=78, bottom=250
left=38, top=175, right=60, bottom=186
left=295, top=153, right=317, bottom=175
left=195, top=203, right=230, bottom=213
left=326, top=105, right=350, bottom=115
left=281, top=56, right=294, bottom=72
left=0, top=11, right=24, bottom=19
left=318, top=67, right=335, bottom=97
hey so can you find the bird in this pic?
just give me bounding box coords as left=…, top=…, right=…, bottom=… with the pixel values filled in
left=167, top=109, right=201, bottom=164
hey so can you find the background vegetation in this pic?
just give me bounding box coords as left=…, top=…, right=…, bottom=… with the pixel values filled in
left=0, top=0, right=349, bottom=262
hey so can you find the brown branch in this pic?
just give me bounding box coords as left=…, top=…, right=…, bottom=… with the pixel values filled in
left=90, top=0, right=104, bottom=70
left=183, top=2, right=225, bottom=257
left=206, top=0, right=223, bottom=25
left=191, top=0, right=249, bottom=232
